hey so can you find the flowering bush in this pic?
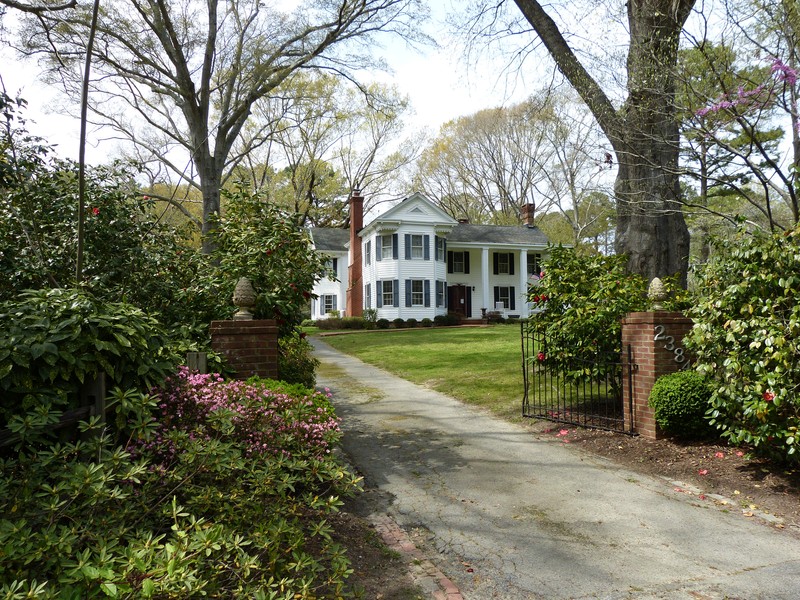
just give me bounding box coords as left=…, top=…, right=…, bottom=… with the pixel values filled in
left=527, top=247, right=649, bottom=380
left=139, top=367, right=339, bottom=462
left=686, top=226, right=800, bottom=462
left=0, top=376, right=360, bottom=598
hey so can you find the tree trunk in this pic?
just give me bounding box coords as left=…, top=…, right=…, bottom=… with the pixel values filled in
left=614, top=0, right=691, bottom=285
left=512, top=0, right=693, bottom=285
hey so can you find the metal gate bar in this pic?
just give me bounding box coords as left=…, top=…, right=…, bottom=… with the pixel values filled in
left=521, top=322, right=634, bottom=435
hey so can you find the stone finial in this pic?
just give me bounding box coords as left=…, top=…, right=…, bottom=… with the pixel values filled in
left=648, top=277, right=667, bottom=311
left=232, top=277, right=257, bottom=321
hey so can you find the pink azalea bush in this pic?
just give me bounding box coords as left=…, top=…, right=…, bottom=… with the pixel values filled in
left=136, top=367, right=341, bottom=464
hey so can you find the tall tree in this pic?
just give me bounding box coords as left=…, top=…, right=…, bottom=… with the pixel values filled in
left=18, top=0, right=426, bottom=252
left=465, top=0, right=694, bottom=284
left=414, top=94, right=554, bottom=224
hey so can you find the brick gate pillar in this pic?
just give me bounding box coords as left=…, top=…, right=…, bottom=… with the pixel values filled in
left=622, top=312, right=693, bottom=439
left=210, top=320, right=279, bottom=380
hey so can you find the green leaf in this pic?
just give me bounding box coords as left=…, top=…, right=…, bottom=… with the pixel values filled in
left=100, top=582, right=118, bottom=597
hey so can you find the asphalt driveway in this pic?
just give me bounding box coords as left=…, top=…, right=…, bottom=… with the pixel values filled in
left=312, top=337, right=800, bottom=599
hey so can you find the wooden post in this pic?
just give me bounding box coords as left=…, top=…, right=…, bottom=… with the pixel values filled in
left=186, top=352, right=208, bottom=374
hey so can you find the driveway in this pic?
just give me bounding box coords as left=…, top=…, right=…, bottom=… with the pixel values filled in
left=312, top=337, right=800, bottom=599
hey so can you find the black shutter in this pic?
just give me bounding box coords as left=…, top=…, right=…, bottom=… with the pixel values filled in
left=493, top=252, right=499, bottom=275
left=447, top=251, right=454, bottom=273
left=424, top=235, right=430, bottom=260
left=376, top=281, right=383, bottom=308
left=464, top=252, right=470, bottom=274
left=443, top=239, right=447, bottom=262
left=376, top=236, right=382, bottom=262
left=509, top=253, right=515, bottom=275
left=392, top=234, right=399, bottom=260
left=494, top=287, right=499, bottom=305
left=393, top=280, right=400, bottom=307
left=510, top=286, right=516, bottom=310
left=405, top=279, right=412, bottom=307
left=405, top=234, right=411, bottom=260
left=332, top=296, right=337, bottom=311
left=424, top=280, right=431, bottom=307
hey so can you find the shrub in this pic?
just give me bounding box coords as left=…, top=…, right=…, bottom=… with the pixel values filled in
left=648, top=371, right=716, bottom=439
left=363, top=308, right=378, bottom=325
left=686, top=225, right=800, bottom=462
left=0, top=375, right=361, bottom=598
left=341, top=316, right=367, bottom=329
left=433, top=314, right=448, bottom=326
left=376, top=318, right=391, bottom=329
left=317, top=317, right=344, bottom=330
left=405, top=318, right=418, bottom=328
left=486, top=311, right=504, bottom=324
left=0, top=288, right=177, bottom=423
left=278, top=330, right=319, bottom=388
left=421, top=318, right=433, bottom=327
left=393, top=318, right=406, bottom=329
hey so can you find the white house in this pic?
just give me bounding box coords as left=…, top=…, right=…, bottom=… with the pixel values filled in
left=309, top=191, right=550, bottom=321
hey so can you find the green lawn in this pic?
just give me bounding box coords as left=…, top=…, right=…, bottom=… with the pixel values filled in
left=316, top=325, right=527, bottom=421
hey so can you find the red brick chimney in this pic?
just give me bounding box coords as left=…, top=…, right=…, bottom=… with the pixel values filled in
left=521, top=203, right=535, bottom=227
left=346, top=190, right=364, bottom=317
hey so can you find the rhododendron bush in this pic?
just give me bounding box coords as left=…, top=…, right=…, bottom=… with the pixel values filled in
left=0, top=375, right=360, bottom=598
left=686, top=226, right=800, bottom=463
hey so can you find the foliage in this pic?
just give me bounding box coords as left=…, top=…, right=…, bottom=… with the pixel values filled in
left=209, top=186, right=328, bottom=338
left=420, top=318, right=433, bottom=327
left=0, top=288, right=177, bottom=423
left=0, top=375, right=360, bottom=598
left=392, top=318, right=406, bottom=329
left=376, top=318, right=391, bottom=329
left=648, top=371, right=716, bottom=439
left=405, top=318, right=418, bottom=328
left=686, top=226, right=800, bottom=462
left=527, top=247, right=649, bottom=378
left=278, top=331, right=319, bottom=389
left=363, top=308, right=378, bottom=324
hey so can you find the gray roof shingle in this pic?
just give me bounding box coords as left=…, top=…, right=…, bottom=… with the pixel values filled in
left=447, top=223, right=549, bottom=246
left=309, top=228, right=349, bottom=252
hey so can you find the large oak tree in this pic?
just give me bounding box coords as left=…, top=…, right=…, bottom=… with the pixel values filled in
left=502, top=0, right=694, bottom=284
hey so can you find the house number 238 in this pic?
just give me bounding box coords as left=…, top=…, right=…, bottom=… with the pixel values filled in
left=654, top=325, right=688, bottom=366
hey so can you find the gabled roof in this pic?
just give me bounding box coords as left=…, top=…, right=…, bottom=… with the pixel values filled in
left=360, top=192, right=458, bottom=236
left=309, top=228, right=349, bottom=253
left=448, top=223, right=549, bottom=247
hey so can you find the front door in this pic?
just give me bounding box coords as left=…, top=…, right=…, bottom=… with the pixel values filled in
left=447, top=285, right=471, bottom=318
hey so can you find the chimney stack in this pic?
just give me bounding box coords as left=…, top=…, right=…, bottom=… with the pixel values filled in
left=346, top=189, right=364, bottom=317
left=521, top=203, right=535, bottom=227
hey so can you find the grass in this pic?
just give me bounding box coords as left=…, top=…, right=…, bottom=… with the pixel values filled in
left=317, top=324, right=527, bottom=421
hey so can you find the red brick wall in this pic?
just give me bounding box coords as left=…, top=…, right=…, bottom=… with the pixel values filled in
left=210, top=320, right=279, bottom=380
left=622, top=312, right=693, bottom=438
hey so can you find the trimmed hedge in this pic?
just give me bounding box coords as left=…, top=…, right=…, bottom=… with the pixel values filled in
left=648, top=371, right=715, bottom=439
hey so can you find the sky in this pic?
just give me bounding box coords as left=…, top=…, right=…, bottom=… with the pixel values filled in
left=0, top=3, right=537, bottom=166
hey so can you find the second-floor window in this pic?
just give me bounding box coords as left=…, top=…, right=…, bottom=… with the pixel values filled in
left=493, top=252, right=515, bottom=275
left=410, top=234, right=424, bottom=259
left=448, top=251, right=470, bottom=274
left=381, top=235, right=394, bottom=259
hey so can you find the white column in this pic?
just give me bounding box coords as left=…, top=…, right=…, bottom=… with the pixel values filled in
left=519, top=250, right=529, bottom=317
left=481, top=247, right=490, bottom=312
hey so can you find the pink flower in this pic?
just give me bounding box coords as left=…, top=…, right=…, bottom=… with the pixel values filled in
left=714, top=452, right=725, bottom=459
left=537, top=352, right=546, bottom=362
left=91, top=207, right=100, bottom=216
left=698, top=469, right=709, bottom=476
left=763, top=390, right=775, bottom=402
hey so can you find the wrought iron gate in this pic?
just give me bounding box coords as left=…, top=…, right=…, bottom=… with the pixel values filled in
left=521, top=321, right=634, bottom=434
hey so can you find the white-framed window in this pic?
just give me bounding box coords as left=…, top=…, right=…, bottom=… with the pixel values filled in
left=326, top=258, right=338, bottom=280
left=381, top=235, right=393, bottom=259
left=527, top=253, right=542, bottom=277
left=435, top=236, right=445, bottom=261
left=365, top=240, right=371, bottom=266
left=411, top=280, right=424, bottom=306
left=322, top=294, right=337, bottom=314
left=449, top=251, right=467, bottom=273
left=382, top=283, right=394, bottom=306
left=410, top=234, right=424, bottom=259
left=497, top=253, right=510, bottom=275
left=493, top=286, right=516, bottom=310
left=436, top=280, right=446, bottom=308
